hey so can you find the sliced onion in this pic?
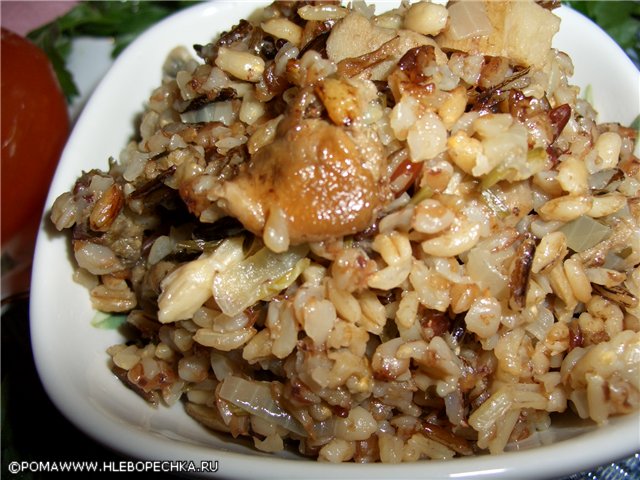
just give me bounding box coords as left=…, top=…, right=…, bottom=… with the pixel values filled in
left=466, top=242, right=512, bottom=299
left=210, top=352, right=235, bottom=381
left=218, top=376, right=306, bottom=436
left=446, top=1, right=493, bottom=41
left=468, top=387, right=512, bottom=432
left=588, top=169, right=616, bottom=190
left=309, top=418, right=337, bottom=441
left=148, top=235, right=176, bottom=265
left=212, top=244, right=309, bottom=316
left=559, top=215, right=611, bottom=252
left=444, top=389, right=464, bottom=426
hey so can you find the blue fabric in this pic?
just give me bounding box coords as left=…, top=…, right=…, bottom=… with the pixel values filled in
left=562, top=453, right=640, bottom=480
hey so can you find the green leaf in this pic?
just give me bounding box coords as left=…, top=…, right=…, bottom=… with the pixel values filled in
left=582, top=84, right=593, bottom=104
left=564, top=1, right=640, bottom=68
left=607, top=17, right=640, bottom=48
left=27, top=25, right=78, bottom=102
left=27, top=1, right=201, bottom=103
left=91, top=311, right=127, bottom=330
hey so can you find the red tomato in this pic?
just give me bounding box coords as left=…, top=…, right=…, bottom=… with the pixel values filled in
left=1, top=28, right=70, bottom=245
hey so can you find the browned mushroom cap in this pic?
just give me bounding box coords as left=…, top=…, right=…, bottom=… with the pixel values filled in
left=214, top=118, right=389, bottom=245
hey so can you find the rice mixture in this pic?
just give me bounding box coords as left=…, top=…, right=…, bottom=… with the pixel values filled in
left=51, top=0, right=640, bottom=462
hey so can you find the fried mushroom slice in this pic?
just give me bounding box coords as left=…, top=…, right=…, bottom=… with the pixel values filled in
left=210, top=118, right=389, bottom=249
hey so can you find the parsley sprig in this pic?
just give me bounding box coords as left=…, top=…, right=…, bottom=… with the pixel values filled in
left=564, top=1, right=640, bottom=67
left=27, top=1, right=200, bottom=102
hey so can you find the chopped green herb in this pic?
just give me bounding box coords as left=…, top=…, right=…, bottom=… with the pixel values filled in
left=481, top=188, right=510, bottom=219
left=91, top=311, right=127, bottom=330
left=409, top=185, right=434, bottom=205
left=582, top=84, right=593, bottom=104
left=618, top=246, right=633, bottom=259
left=480, top=163, right=520, bottom=189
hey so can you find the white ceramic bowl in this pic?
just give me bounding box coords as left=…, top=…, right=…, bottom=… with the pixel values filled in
left=31, top=2, right=640, bottom=479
